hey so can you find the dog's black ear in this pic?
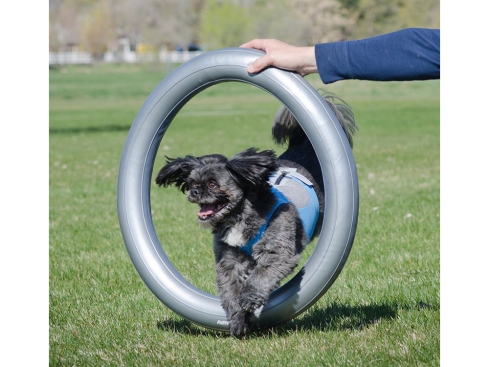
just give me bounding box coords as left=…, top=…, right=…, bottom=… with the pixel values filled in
left=155, top=156, right=201, bottom=193
left=226, top=148, right=278, bottom=187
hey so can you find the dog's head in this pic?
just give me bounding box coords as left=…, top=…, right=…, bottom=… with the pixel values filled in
left=155, top=148, right=278, bottom=228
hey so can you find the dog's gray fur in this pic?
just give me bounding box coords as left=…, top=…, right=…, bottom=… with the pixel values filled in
left=155, top=92, right=357, bottom=337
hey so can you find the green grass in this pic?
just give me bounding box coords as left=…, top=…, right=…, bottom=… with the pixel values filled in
left=50, top=63, right=439, bottom=366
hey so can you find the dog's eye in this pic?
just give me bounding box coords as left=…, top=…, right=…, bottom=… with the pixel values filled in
left=207, top=181, right=218, bottom=189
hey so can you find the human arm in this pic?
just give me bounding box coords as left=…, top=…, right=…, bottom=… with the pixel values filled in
left=315, top=28, right=440, bottom=84
left=240, top=28, right=440, bottom=84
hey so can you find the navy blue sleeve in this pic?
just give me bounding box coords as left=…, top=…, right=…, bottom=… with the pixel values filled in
left=314, top=28, right=440, bottom=84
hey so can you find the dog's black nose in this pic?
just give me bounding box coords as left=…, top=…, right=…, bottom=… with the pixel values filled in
left=190, top=187, right=201, bottom=198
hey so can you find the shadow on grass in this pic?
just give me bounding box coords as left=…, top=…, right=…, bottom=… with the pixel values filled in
left=269, top=300, right=439, bottom=336
left=156, top=300, right=438, bottom=338
left=49, top=124, right=132, bottom=134
left=280, top=302, right=398, bottom=333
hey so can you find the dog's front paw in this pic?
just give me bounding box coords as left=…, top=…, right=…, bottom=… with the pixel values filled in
left=239, top=284, right=268, bottom=312
left=229, top=312, right=252, bottom=338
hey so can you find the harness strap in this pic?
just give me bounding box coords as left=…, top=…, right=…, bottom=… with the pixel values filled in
left=239, top=188, right=289, bottom=256
left=239, top=168, right=320, bottom=256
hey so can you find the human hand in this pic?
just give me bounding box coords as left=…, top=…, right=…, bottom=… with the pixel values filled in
left=240, top=39, right=317, bottom=76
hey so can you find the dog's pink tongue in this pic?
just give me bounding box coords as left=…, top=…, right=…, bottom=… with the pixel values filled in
left=198, top=204, right=215, bottom=219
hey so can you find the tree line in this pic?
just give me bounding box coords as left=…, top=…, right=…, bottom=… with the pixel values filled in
left=49, top=0, right=439, bottom=56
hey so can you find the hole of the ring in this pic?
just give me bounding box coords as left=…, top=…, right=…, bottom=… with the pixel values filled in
left=149, top=81, right=321, bottom=296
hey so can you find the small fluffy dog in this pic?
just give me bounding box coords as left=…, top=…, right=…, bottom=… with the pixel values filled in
left=156, top=92, right=357, bottom=336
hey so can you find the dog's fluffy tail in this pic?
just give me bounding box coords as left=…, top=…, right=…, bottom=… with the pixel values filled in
left=272, top=90, right=357, bottom=148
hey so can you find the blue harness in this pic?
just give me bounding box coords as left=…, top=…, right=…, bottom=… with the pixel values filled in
left=240, top=168, right=320, bottom=256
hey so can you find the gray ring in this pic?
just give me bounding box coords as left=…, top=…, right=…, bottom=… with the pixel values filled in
left=117, top=48, right=359, bottom=331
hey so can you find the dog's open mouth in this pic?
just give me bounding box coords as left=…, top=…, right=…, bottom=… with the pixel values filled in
left=198, top=202, right=228, bottom=220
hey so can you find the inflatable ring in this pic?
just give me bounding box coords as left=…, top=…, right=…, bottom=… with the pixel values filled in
left=117, top=48, right=359, bottom=331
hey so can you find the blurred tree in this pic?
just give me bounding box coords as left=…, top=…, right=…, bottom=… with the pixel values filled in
left=49, top=0, right=439, bottom=55
left=105, top=0, right=205, bottom=50
left=350, top=0, right=439, bottom=39
left=103, top=0, right=141, bottom=48
left=392, top=0, right=439, bottom=31
left=291, top=0, right=355, bottom=43
left=140, top=0, right=198, bottom=49
left=79, top=0, right=114, bottom=57
left=247, top=0, right=313, bottom=46
left=50, top=0, right=206, bottom=54
left=200, top=0, right=355, bottom=49
left=200, top=0, right=254, bottom=49
left=246, top=0, right=438, bottom=46
left=49, top=0, right=83, bottom=51
left=188, top=0, right=206, bottom=45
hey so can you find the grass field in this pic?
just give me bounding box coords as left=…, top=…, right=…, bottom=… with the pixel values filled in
left=50, top=63, right=439, bottom=366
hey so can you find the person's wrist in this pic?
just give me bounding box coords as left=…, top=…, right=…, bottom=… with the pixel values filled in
left=300, top=46, right=318, bottom=76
